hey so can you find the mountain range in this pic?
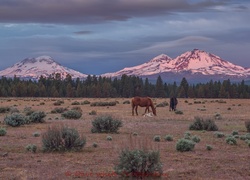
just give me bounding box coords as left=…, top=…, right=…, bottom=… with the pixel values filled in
left=0, top=49, right=249, bottom=83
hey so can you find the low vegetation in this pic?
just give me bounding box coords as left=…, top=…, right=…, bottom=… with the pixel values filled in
left=42, top=125, right=86, bottom=152
left=91, top=115, right=122, bottom=133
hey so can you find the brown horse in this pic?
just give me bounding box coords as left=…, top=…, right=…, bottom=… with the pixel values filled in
left=131, top=97, right=156, bottom=116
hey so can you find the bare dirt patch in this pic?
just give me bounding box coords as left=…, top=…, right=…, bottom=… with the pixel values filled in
left=0, top=98, right=250, bottom=179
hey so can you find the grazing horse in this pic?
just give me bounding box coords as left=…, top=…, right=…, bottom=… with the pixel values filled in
left=131, top=97, right=156, bottom=116
left=169, top=97, right=178, bottom=111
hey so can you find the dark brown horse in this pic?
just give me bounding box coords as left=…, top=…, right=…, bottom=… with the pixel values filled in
left=169, top=97, right=178, bottom=111
left=131, top=97, right=156, bottom=116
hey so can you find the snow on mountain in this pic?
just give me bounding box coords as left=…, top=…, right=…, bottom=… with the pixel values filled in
left=101, top=49, right=250, bottom=79
left=0, top=56, right=88, bottom=80
left=102, top=54, right=173, bottom=77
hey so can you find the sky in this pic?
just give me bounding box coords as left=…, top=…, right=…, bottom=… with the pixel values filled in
left=0, top=0, right=249, bottom=75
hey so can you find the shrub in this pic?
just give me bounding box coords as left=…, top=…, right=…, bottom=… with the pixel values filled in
left=106, top=135, right=113, bottom=141
left=33, top=132, right=40, bottom=137
left=189, top=117, right=218, bottom=131
left=156, top=101, right=168, bottom=107
left=245, top=121, right=250, bottom=132
left=61, top=110, right=82, bottom=119
left=240, top=135, right=246, bottom=140
left=42, top=125, right=86, bottom=152
left=71, top=106, right=82, bottom=113
left=123, top=100, right=130, bottom=104
left=71, top=101, right=80, bottom=105
left=176, top=138, right=195, bottom=152
left=114, top=149, right=162, bottom=178
left=4, top=113, right=27, bottom=127
left=225, top=136, right=237, bottom=145
left=0, top=127, right=7, bottom=136
left=53, top=100, right=64, bottom=106
left=175, top=110, right=183, bottom=115
left=81, top=100, right=90, bottom=105
left=206, top=145, right=213, bottom=151
left=10, top=107, right=20, bottom=113
left=245, top=133, right=250, bottom=140
left=164, top=135, right=173, bottom=141
left=184, top=132, right=192, bottom=139
left=231, top=130, right=239, bottom=136
left=192, top=135, right=201, bottom=143
left=93, top=142, right=98, bottom=148
left=153, top=135, right=161, bottom=142
left=0, top=107, right=10, bottom=113
left=132, top=132, right=138, bottom=136
left=29, top=111, right=46, bottom=123
left=90, top=101, right=116, bottom=106
left=51, top=107, right=68, bottom=114
left=23, top=107, right=34, bottom=116
left=214, top=113, right=222, bottom=120
left=214, top=132, right=225, bottom=138
left=91, top=115, right=122, bottom=133
left=89, top=110, right=97, bottom=115
left=189, top=117, right=203, bottom=130
left=26, top=144, right=37, bottom=153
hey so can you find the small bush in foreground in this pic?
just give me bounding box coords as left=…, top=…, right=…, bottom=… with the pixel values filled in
left=29, top=111, right=46, bottom=123
left=245, top=121, right=250, bottom=132
left=91, top=115, right=122, bottom=133
left=4, top=113, right=27, bottom=127
left=42, top=125, right=86, bottom=152
left=114, top=149, right=162, bottom=178
left=61, top=110, right=82, bottom=119
left=0, top=127, right=7, bottom=136
left=26, top=144, right=37, bottom=153
left=176, top=138, right=195, bottom=152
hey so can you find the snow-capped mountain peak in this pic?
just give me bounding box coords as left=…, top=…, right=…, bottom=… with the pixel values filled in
left=149, top=54, right=172, bottom=63
left=0, top=56, right=88, bottom=80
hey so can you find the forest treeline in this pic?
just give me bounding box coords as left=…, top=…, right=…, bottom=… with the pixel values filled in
left=0, top=73, right=249, bottom=98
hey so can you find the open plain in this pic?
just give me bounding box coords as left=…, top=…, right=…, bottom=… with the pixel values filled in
left=0, top=98, right=250, bottom=180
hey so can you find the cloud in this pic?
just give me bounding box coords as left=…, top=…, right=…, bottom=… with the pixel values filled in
left=0, top=0, right=227, bottom=24
left=73, top=30, right=93, bottom=35
left=127, top=36, right=214, bottom=54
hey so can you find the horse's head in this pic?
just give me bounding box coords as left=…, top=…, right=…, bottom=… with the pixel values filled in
left=152, top=107, right=157, bottom=116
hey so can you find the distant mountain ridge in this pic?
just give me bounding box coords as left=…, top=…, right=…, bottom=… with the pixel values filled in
left=0, top=49, right=249, bottom=82
left=101, top=49, right=250, bottom=82
left=0, top=56, right=88, bottom=80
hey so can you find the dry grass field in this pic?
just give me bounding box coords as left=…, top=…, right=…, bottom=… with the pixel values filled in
left=0, top=97, right=250, bottom=180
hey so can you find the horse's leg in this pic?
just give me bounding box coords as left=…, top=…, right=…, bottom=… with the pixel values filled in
left=144, top=106, right=148, bottom=114
left=132, top=104, right=134, bottom=116
left=135, top=105, right=138, bottom=116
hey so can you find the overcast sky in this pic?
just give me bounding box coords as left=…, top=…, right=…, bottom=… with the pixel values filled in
left=0, top=0, right=249, bottom=75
